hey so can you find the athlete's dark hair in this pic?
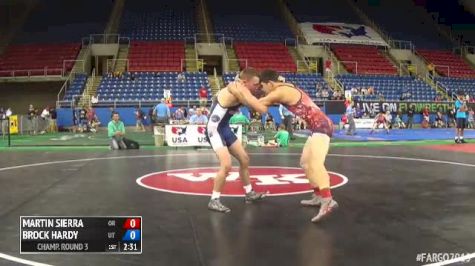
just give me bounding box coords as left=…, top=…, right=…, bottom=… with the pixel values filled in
left=111, top=111, right=119, bottom=118
left=259, top=69, right=280, bottom=83
left=239, top=68, right=259, bottom=81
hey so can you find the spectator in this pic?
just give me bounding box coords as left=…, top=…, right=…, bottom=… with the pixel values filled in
left=177, top=73, right=186, bottom=83
left=468, top=107, right=474, bottom=129
left=346, top=101, right=356, bottom=135
left=265, top=113, right=275, bottom=130
left=406, top=106, right=415, bottom=129
left=108, top=112, right=127, bottom=150
left=434, top=109, right=445, bottom=128
left=324, top=59, right=332, bottom=75
left=135, top=107, right=145, bottom=131
left=148, top=107, right=156, bottom=131
left=378, top=93, right=385, bottom=101
left=394, top=113, right=406, bottom=129
left=198, top=86, right=208, bottom=107
left=362, top=112, right=370, bottom=119
left=447, top=109, right=456, bottom=128
left=274, top=124, right=290, bottom=147
left=367, top=87, right=374, bottom=95
left=49, top=107, right=57, bottom=133
left=201, top=106, right=209, bottom=116
left=189, top=109, right=208, bottom=125
left=153, top=99, right=170, bottom=124
left=427, top=63, right=435, bottom=77
left=279, top=104, right=294, bottom=140
left=174, top=107, right=185, bottom=122
left=79, top=107, right=88, bottom=132
left=188, top=105, right=197, bottom=117
left=230, top=109, right=251, bottom=146
left=321, top=89, right=329, bottom=99
left=27, top=104, right=37, bottom=135
left=0, top=108, right=6, bottom=137
left=40, top=106, right=50, bottom=134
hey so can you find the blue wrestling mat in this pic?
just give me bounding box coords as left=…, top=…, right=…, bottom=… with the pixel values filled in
left=292, top=129, right=475, bottom=142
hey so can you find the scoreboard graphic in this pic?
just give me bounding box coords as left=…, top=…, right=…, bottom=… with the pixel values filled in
left=20, top=216, right=142, bottom=254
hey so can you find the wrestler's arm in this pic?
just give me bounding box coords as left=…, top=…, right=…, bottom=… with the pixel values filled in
left=228, top=82, right=268, bottom=114
left=258, top=91, right=282, bottom=112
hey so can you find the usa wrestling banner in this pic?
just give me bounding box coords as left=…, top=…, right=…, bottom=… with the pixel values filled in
left=299, top=22, right=389, bottom=46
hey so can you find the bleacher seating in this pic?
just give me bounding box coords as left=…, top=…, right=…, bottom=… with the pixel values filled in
left=353, top=0, right=451, bottom=49
left=63, top=74, right=88, bottom=101
left=417, top=50, right=475, bottom=78
left=208, top=0, right=293, bottom=42
left=435, top=77, right=475, bottom=96
left=0, top=43, right=80, bottom=77
left=97, top=72, right=210, bottom=102
left=128, top=41, right=184, bottom=72
left=223, top=72, right=330, bottom=101
left=285, top=0, right=362, bottom=23
left=234, top=42, right=297, bottom=72
left=331, top=45, right=397, bottom=75
left=337, top=75, right=436, bottom=101
left=120, top=0, right=197, bottom=41
left=15, top=0, right=112, bottom=43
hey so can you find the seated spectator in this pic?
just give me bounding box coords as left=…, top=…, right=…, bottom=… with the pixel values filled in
left=394, top=113, right=406, bottom=129
left=108, top=112, right=127, bottom=150
left=265, top=113, right=275, bottom=130
left=264, top=124, right=290, bottom=147
left=174, top=107, right=185, bottom=123
left=189, top=109, right=208, bottom=125
left=177, top=73, right=186, bottom=83
left=367, top=87, right=374, bottom=95
left=468, top=108, right=474, bottom=129
left=274, top=124, right=289, bottom=147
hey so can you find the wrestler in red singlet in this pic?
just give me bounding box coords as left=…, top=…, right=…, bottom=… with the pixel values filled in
left=282, top=85, right=334, bottom=138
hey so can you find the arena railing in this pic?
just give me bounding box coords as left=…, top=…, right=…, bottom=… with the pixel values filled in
left=389, top=40, right=415, bottom=52
left=284, top=38, right=298, bottom=48
left=434, top=65, right=450, bottom=77
left=0, top=68, right=64, bottom=78
left=106, top=59, right=129, bottom=74
left=338, top=61, right=358, bottom=74
left=225, top=59, right=247, bottom=71
left=82, top=34, right=128, bottom=45
left=195, top=33, right=224, bottom=44
left=181, top=59, right=205, bottom=72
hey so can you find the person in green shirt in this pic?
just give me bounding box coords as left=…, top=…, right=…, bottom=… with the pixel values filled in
left=108, top=111, right=127, bottom=150
left=274, top=124, right=289, bottom=147
left=229, top=110, right=250, bottom=133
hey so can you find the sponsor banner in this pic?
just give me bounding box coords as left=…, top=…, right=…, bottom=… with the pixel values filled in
left=355, top=101, right=456, bottom=114
left=299, top=22, right=389, bottom=46
left=137, top=167, right=348, bottom=197
left=9, top=115, right=18, bottom=134
left=164, top=124, right=242, bottom=147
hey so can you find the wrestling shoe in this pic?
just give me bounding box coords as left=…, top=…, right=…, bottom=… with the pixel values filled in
left=311, top=198, right=338, bottom=223
left=300, top=194, right=323, bottom=207
left=208, top=199, right=231, bottom=213
left=245, top=190, right=268, bottom=203
left=460, top=139, right=467, bottom=144
left=455, top=139, right=461, bottom=144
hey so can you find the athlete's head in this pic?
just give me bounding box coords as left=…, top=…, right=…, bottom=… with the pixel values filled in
left=238, top=68, right=260, bottom=91
left=259, top=69, right=281, bottom=93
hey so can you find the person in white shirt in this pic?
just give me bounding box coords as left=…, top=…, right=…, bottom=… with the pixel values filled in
left=40, top=107, right=50, bottom=134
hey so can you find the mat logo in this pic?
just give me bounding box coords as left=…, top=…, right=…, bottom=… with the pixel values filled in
left=137, top=167, right=348, bottom=196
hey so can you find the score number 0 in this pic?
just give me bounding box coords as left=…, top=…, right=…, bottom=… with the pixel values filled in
left=122, top=218, right=140, bottom=252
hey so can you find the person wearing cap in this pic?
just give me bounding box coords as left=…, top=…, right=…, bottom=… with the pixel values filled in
left=454, top=91, right=468, bottom=144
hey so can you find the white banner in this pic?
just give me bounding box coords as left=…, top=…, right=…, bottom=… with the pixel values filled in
left=299, top=22, right=389, bottom=46
left=344, top=119, right=385, bottom=129
left=163, top=124, right=242, bottom=147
